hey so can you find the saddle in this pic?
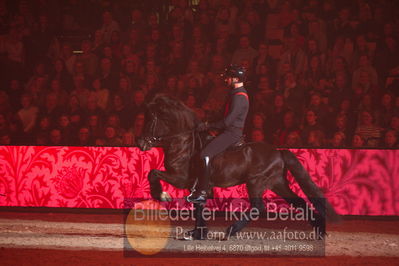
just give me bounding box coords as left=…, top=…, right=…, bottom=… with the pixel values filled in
left=201, top=134, right=246, bottom=151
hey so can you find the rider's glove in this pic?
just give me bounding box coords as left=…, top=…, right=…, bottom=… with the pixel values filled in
left=196, top=121, right=209, bottom=132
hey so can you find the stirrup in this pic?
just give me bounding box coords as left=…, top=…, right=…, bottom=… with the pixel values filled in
left=186, top=190, right=207, bottom=203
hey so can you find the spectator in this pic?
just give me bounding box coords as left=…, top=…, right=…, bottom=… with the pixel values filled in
left=92, top=30, right=105, bottom=56
left=355, top=110, right=382, bottom=147
left=376, top=93, right=395, bottom=129
left=307, top=129, right=326, bottom=147
left=116, top=76, right=134, bottom=106
left=0, top=0, right=397, bottom=149
left=49, top=128, right=63, bottom=145
left=6, top=79, right=23, bottom=112
left=131, top=90, right=146, bottom=118
left=85, top=93, right=105, bottom=121
left=352, top=54, right=379, bottom=94
left=79, top=39, right=98, bottom=77
left=284, top=131, right=303, bottom=147
left=0, top=131, right=11, bottom=145
left=34, top=115, right=51, bottom=144
left=17, top=93, right=38, bottom=136
left=108, top=94, right=130, bottom=130
left=352, top=35, right=374, bottom=70
left=305, top=38, right=326, bottom=68
left=28, top=14, right=55, bottom=63
left=57, top=114, right=74, bottom=143
left=98, top=57, right=118, bottom=91
left=352, top=133, right=365, bottom=148
left=357, top=93, right=376, bottom=120
left=129, top=112, right=145, bottom=140
left=250, top=129, right=265, bottom=142
left=51, top=59, right=73, bottom=91
left=375, top=36, right=399, bottom=84
left=99, top=11, right=120, bottom=44
left=278, top=36, right=308, bottom=77
left=184, top=94, right=205, bottom=120
left=0, top=91, right=12, bottom=117
left=49, top=79, right=69, bottom=108
left=165, top=41, right=186, bottom=76
left=274, top=110, right=300, bottom=146
left=329, top=71, right=351, bottom=108
left=253, top=75, right=274, bottom=111
left=231, top=35, right=258, bottom=66
left=122, top=131, right=135, bottom=146
left=102, top=45, right=121, bottom=74
left=383, top=129, right=398, bottom=148
left=163, top=75, right=178, bottom=96
left=66, top=95, right=84, bottom=129
left=110, top=31, right=122, bottom=58
left=330, top=131, right=346, bottom=148
left=304, top=55, right=325, bottom=95
left=286, top=22, right=306, bottom=49
left=0, top=113, right=10, bottom=133
left=331, top=113, right=353, bottom=145
left=122, top=56, right=142, bottom=83
left=91, top=79, right=109, bottom=110
left=87, top=114, right=103, bottom=141
left=301, top=109, right=324, bottom=144
left=105, top=113, right=123, bottom=136
left=327, top=55, right=350, bottom=83
left=129, top=8, right=146, bottom=31
left=70, top=75, right=90, bottom=108
left=103, top=125, right=122, bottom=146
left=307, top=92, right=333, bottom=130
left=3, top=27, right=25, bottom=79
left=185, top=59, right=205, bottom=88
left=247, top=112, right=269, bottom=142
left=212, top=36, right=232, bottom=65
left=60, top=43, right=77, bottom=75
left=279, top=72, right=305, bottom=112
left=389, top=115, right=399, bottom=133
left=76, top=127, right=93, bottom=146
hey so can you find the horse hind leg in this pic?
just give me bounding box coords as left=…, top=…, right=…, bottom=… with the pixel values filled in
left=183, top=203, right=209, bottom=240
left=272, top=180, right=326, bottom=239
left=225, top=183, right=266, bottom=239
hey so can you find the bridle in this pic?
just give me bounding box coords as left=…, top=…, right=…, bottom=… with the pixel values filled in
left=141, top=114, right=161, bottom=147
left=141, top=113, right=198, bottom=152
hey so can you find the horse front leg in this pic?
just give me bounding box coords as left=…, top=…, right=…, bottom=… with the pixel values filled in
left=225, top=185, right=266, bottom=239
left=148, top=169, right=172, bottom=202
left=148, top=169, right=191, bottom=202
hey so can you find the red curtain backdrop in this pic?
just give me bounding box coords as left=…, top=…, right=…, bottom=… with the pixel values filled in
left=0, top=146, right=398, bottom=215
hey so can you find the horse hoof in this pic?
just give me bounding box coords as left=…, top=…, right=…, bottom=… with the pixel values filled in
left=160, top=191, right=172, bottom=202
left=183, top=228, right=208, bottom=240
left=182, top=235, right=194, bottom=241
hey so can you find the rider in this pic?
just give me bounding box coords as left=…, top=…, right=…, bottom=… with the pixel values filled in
left=186, top=65, right=249, bottom=203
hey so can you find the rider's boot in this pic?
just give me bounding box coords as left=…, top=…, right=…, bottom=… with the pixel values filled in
left=186, top=156, right=211, bottom=204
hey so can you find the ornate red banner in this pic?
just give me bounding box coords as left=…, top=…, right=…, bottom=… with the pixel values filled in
left=0, top=146, right=398, bottom=215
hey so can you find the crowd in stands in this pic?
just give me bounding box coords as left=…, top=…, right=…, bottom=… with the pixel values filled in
left=0, top=0, right=398, bottom=148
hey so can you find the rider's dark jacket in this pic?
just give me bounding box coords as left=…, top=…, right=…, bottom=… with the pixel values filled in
left=200, top=86, right=249, bottom=159
left=210, top=86, right=249, bottom=133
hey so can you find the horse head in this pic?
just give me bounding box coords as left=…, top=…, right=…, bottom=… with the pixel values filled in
left=137, top=94, right=198, bottom=151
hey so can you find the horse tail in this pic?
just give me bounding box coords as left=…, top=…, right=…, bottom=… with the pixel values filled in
left=280, top=150, right=341, bottom=223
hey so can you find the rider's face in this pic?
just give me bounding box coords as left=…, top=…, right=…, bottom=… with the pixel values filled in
left=225, top=77, right=237, bottom=87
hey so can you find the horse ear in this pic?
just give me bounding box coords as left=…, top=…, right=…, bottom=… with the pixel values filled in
left=147, top=101, right=164, bottom=116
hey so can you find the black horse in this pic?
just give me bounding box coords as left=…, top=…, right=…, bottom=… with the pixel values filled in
left=137, top=95, right=341, bottom=240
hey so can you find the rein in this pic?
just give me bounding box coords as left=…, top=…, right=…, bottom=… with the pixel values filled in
left=142, top=114, right=200, bottom=158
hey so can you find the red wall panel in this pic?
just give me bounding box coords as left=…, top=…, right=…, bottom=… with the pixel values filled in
left=0, top=146, right=398, bottom=215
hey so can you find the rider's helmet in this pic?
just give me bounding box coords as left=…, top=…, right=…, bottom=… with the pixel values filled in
left=223, top=64, right=246, bottom=82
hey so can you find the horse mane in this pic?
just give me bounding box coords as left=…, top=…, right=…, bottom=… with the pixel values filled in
left=148, top=94, right=199, bottom=132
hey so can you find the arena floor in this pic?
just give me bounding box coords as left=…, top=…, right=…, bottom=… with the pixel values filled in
left=0, top=208, right=398, bottom=265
